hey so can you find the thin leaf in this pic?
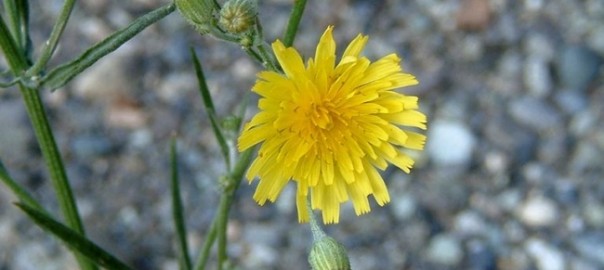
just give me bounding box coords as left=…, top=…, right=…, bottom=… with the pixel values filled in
left=170, top=137, right=192, bottom=270
left=0, top=14, right=28, bottom=71
left=190, top=48, right=230, bottom=167
left=41, top=3, right=175, bottom=90
left=3, top=0, right=22, bottom=49
left=0, top=77, right=19, bottom=87
left=1, top=0, right=32, bottom=63
left=0, top=159, right=45, bottom=211
left=26, top=0, right=75, bottom=76
left=16, top=0, right=31, bottom=60
left=16, top=202, right=134, bottom=270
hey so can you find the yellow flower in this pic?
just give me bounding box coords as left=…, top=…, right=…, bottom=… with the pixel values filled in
left=238, top=26, right=427, bottom=224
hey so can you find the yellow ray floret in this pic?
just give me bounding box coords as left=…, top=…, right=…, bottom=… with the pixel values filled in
left=238, top=25, right=427, bottom=224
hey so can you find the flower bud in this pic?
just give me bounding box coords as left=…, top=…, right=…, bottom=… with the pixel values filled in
left=219, top=0, right=257, bottom=33
left=175, top=0, right=215, bottom=34
left=308, top=236, right=351, bottom=270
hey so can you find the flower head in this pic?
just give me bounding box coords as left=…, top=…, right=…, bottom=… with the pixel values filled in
left=219, top=0, right=258, bottom=34
left=238, top=26, right=427, bottom=224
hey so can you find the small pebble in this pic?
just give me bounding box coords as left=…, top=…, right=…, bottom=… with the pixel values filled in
left=390, top=193, right=417, bottom=221
left=572, top=233, right=604, bottom=266
left=508, top=96, right=562, bottom=132
left=557, top=44, right=603, bottom=91
left=523, top=56, right=552, bottom=97
left=467, top=239, right=497, bottom=270
left=525, top=238, right=566, bottom=270
left=425, top=234, right=463, bottom=266
left=554, top=90, right=588, bottom=115
left=427, top=120, right=476, bottom=167
left=517, top=195, right=559, bottom=227
left=582, top=200, right=604, bottom=228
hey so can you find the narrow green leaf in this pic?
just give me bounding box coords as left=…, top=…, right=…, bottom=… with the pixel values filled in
left=40, top=3, right=176, bottom=90
left=170, top=137, right=192, bottom=270
left=190, top=48, right=230, bottom=167
left=0, top=77, right=19, bottom=87
left=16, top=202, right=134, bottom=270
left=15, top=0, right=31, bottom=59
left=0, top=14, right=28, bottom=72
left=26, top=0, right=75, bottom=76
left=0, top=159, right=45, bottom=211
left=2, top=0, right=31, bottom=61
left=3, top=0, right=22, bottom=49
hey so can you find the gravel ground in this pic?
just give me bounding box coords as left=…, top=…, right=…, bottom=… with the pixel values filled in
left=1, top=0, right=603, bottom=269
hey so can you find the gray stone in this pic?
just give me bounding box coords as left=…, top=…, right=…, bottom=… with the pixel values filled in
left=390, top=192, right=417, bottom=221
left=570, top=110, right=598, bottom=137
left=554, top=90, right=588, bottom=115
left=243, top=223, right=282, bottom=246
left=13, top=242, right=76, bottom=270
left=425, top=234, right=463, bottom=266
left=426, top=120, right=476, bottom=167
left=524, top=56, right=552, bottom=97
left=0, top=101, right=31, bottom=162
left=508, top=96, right=562, bottom=132
left=517, top=195, right=559, bottom=227
left=573, top=233, right=604, bottom=266
left=72, top=135, right=113, bottom=158
left=557, top=45, right=602, bottom=91
left=240, top=243, right=278, bottom=269
left=525, top=238, right=566, bottom=270
left=582, top=200, right=604, bottom=228
left=467, top=239, right=497, bottom=270
left=570, top=141, right=603, bottom=174
left=588, top=24, right=604, bottom=55
left=72, top=53, right=134, bottom=102
left=571, top=257, right=600, bottom=270
left=454, top=210, right=488, bottom=237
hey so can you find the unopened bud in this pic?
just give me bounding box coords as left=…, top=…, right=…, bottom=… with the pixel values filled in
left=175, top=0, right=215, bottom=34
left=219, top=0, right=257, bottom=33
left=308, top=236, right=351, bottom=270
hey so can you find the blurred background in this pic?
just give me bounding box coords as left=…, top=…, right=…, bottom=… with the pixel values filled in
left=1, top=0, right=603, bottom=269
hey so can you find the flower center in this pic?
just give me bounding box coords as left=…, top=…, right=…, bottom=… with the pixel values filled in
left=309, top=101, right=337, bottom=130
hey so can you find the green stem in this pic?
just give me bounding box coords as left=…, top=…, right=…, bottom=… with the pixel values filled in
left=216, top=148, right=253, bottom=270
left=1, top=9, right=96, bottom=270
left=195, top=218, right=218, bottom=270
left=282, top=0, right=307, bottom=47
left=26, top=0, right=76, bottom=76
left=242, top=46, right=264, bottom=68
left=251, top=20, right=279, bottom=72
left=193, top=148, right=254, bottom=270
left=215, top=187, right=231, bottom=270
left=255, top=41, right=278, bottom=72
left=306, top=198, right=326, bottom=241
left=19, top=84, right=97, bottom=270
